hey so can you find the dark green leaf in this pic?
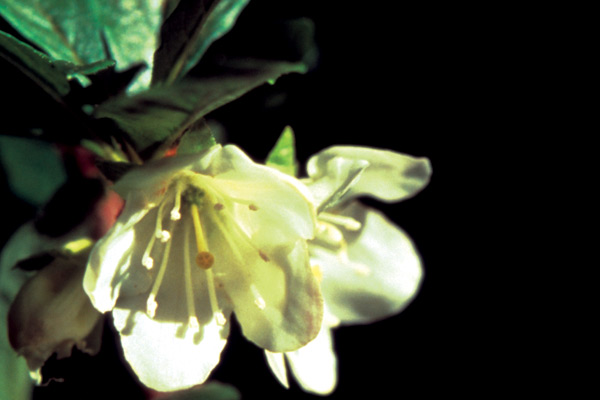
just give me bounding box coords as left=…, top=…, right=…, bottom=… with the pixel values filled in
left=266, top=125, right=297, bottom=176
left=95, top=60, right=306, bottom=159
left=0, top=136, right=66, bottom=207
left=0, top=30, right=70, bottom=97
left=152, top=0, right=250, bottom=85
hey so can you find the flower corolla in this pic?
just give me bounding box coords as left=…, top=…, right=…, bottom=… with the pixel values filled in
left=83, top=144, right=323, bottom=391
left=266, top=146, right=431, bottom=394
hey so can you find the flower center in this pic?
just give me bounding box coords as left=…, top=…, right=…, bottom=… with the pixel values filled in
left=142, top=179, right=226, bottom=329
left=140, top=173, right=271, bottom=330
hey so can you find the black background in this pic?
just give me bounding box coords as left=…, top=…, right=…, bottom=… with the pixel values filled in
left=1, top=1, right=478, bottom=399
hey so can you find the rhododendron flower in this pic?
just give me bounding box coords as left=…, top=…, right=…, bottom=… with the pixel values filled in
left=83, top=144, right=323, bottom=392
left=266, top=146, right=431, bottom=394
left=8, top=250, right=103, bottom=378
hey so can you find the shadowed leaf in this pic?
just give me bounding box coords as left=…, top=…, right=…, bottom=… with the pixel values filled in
left=95, top=60, right=306, bottom=159
left=152, top=0, right=250, bottom=85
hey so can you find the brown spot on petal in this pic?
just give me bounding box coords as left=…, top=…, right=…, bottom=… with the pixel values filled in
left=249, top=204, right=258, bottom=211
left=259, top=251, right=270, bottom=262
left=214, top=203, right=224, bottom=211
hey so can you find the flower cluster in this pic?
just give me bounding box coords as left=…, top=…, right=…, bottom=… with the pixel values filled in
left=2, top=140, right=430, bottom=395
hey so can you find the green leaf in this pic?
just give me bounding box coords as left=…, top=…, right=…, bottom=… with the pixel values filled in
left=89, top=0, right=165, bottom=92
left=0, top=136, right=66, bottom=207
left=160, top=382, right=241, bottom=400
left=177, top=119, right=217, bottom=155
left=95, top=60, right=307, bottom=159
left=266, top=125, right=298, bottom=176
left=152, top=0, right=251, bottom=85
left=0, top=0, right=166, bottom=92
left=0, top=30, right=70, bottom=98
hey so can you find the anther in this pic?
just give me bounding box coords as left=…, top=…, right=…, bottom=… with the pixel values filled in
left=146, top=294, right=158, bottom=318
left=158, top=230, right=171, bottom=243
left=142, top=254, right=154, bottom=270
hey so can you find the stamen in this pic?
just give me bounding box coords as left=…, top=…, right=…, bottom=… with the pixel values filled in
left=190, top=204, right=209, bottom=253
left=316, top=222, right=344, bottom=246
left=142, top=234, right=156, bottom=270
left=183, top=222, right=200, bottom=329
left=146, top=223, right=172, bottom=317
left=319, top=212, right=362, bottom=231
left=206, top=269, right=227, bottom=325
left=159, top=230, right=171, bottom=243
left=170, top=183, right=182, bottom=220
left=153, top=200, right=172, bottom=243
left=190, top=203, right=226, bottom=326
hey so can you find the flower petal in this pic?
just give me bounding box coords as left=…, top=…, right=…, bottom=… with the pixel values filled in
left=83, top=195, right=151, bottom=313
left=304, top=155, right=369, bottom=212
left=112, top=306, right=229, bottom=392
left=216, top=238, right=322, bottom=352
left=265, top=351, right=289, bottom=389
left=199, top=145, right=317, bottom=245
left=314, top=203, right=423, bottom=324
left=286, top=325, right=337, bottom=395
left=307, top=146, right=432, bottom=203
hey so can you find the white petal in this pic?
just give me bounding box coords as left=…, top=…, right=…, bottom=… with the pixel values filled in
left=83, top=196, right=150, bottom=313
left=215, top=238, right=322, bottom=352
left=304, top=155, right=369, bottom=212
left=314, top=203, right=423, bottom=324
left=112, top=307, right=229, bottom=392
left=286, top=325, right=337, bottom=395
left=200, top=145, right=317, bottom=245
left=307, top=146, right=431, bottom=203
left=265, top=351, right=289, bottom=389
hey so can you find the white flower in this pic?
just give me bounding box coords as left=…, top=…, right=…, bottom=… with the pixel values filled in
left=266, top=146, right=431, bottom=395
left=83, top=144, right=323, bottom=392
left=0, top=222, right=101, bottom=389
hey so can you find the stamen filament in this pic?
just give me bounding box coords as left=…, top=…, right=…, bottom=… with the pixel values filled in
left=146, top=224, right=172, bottom=318
left=319, top=212, right=362, bottom=231
left=183, top=222, right=199, bottom=329
left=206, top=269, right=226, bottom=325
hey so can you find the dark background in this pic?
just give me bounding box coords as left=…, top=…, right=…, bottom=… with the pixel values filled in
left=1, top=1, right=477, bottom=399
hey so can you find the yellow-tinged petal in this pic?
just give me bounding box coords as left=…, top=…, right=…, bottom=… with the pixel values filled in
left=307, top=146, right=432, bottom=204
left=314, top=202, right=423, bottom=324
left=286, top=325, right=337, bottom=395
